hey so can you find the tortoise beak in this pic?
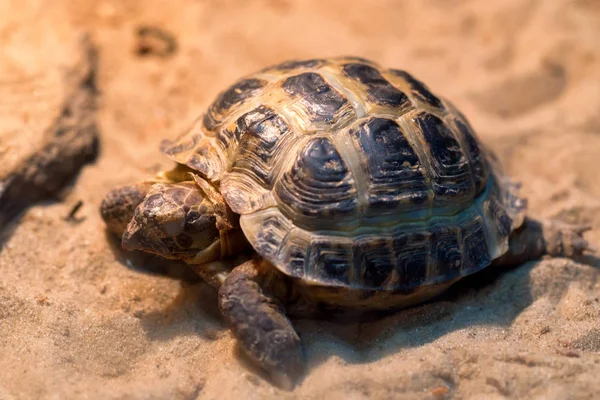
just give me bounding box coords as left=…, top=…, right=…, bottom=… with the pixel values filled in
left=121, top=218, right=171, bottom=257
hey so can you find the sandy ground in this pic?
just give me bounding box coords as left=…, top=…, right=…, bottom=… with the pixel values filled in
left=1, top=0, right=600, bottom=399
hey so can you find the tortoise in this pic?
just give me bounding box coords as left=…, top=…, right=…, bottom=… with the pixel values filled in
left=100, top=56, right=592, bottom=388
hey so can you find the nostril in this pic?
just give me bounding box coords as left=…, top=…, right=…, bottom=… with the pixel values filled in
left=121, top=218, right=145, bottom=252
left=121, top=219, right=172, bottom=258
left=175, top=232, right=193, bottom=248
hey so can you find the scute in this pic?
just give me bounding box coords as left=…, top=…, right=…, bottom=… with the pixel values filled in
left=354, top=236, right=394, bottom=288
left=308, top=237, right=354, bottom=286
left=342, top=63, right=411, bottom=109
left=428, top=225, right=462, bottom=283
left=392, top=231, right=429, bottom=289
left=273, top=136, right=358, bottom=230
left=461, top=216, right=491, bottom=275
left=347, top=117, right=431, bottom=218
left=160, top=123, right=225, bottom=180
left=203, top=78, right=267, bottom=132
left=230, top=105, right=293, bottom=186
left=413, top=112, right=474, bottom=207
left=262, top=58, right=326, bottom=73
left=251, top=210, right=293, bottom=260
left=450, top=109, right=489, bottom=195
left=388, top=69, right=445, bottom=110
left=281, top=72, right=355, bottom=130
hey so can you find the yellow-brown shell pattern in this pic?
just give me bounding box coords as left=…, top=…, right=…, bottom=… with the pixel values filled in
left=160, top=57, right=526, bottom=291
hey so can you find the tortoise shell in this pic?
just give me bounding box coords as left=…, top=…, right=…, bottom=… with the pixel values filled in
left=160, top=56, right=526, bottom=292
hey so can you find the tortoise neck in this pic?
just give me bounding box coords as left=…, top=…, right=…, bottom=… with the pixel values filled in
left=220, top=228, right=251, bottom=259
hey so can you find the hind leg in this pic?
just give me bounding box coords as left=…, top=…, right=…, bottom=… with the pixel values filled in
left=493, top=217, right=593, bottom=267
left=218, top=258, right=303, bottom=390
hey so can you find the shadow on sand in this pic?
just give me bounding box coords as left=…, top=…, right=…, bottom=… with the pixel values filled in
left=104, top=230, right=228, bottom=342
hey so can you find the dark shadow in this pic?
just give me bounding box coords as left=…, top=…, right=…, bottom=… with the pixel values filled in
left=0, top=194, right=91, bottom=251
left=136, top=279, right=227, bottom=343
left=0, top=36, right=100, bottom=251
left=287, top=265, right=530, bottom=370
left=105, top=228, right=227, bottom=343
left=578, top=253, right=600, bottom=269
left=0, top=211, right=22, bottom=251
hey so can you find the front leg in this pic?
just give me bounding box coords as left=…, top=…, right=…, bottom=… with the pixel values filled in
left=100, top=182, right=153, bottom=237
left=493, top=217, right=594, bottom=267
left=218, top=258, right=303, bottom=390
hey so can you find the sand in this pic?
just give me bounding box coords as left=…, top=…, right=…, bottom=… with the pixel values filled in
left=1, top=0, right=599, bottom=398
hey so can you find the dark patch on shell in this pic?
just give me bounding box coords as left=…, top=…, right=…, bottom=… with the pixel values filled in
left=276, top=233, right=308, bottom=278
left=349, top=117, right=430, bottom=215
left=392, top=231, right=430, bottom=289
left=203, top=78, right=267, bottom=131
left=186, top=144, right=219, bottom=176
left=488, top=197, right=513, bottom=238
left=282, top=72, right=350, bottom=124
left=265, top=58, right=326, bottom=72
left=308, top=238, right=353, bottom=285
left=254, top=215, right=287, bottom=260
left=343, top=63, right=410, bottom=108
left=160, top=133, right=199, bottom=156
left=414, top=112, right=473, bottom=203
left=231, top=105, right=292, bottom=186
left=429, top=226, right=462, bottom=281
left=354, top=236, right=394, bottom=288
left=454, top=117, right=488, bottom=195
left=390, top=69, right=444, bottom=110
left=274, top=137, right=358, bottom=227
left=461, top=217, right=491, bottom=275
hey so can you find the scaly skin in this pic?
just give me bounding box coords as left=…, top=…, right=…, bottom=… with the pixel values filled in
left=218, top=258, right=303, bottom=390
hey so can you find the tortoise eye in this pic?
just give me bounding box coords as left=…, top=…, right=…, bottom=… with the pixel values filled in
left=175, top=233, right=193, bottom=249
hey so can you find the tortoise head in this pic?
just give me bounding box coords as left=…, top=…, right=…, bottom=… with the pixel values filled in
left=111, top=180, right=239, bottom=264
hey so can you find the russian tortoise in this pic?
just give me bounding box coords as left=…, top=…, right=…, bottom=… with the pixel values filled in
left=100, top=56, right=592, bottom=388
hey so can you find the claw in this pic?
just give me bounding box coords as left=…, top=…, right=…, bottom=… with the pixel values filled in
left=541, top=219, right=596, bottom=258
left=571, top=237, right=591, bottom=255
left=576, top=224, right=593, bottom=235
left=565, top=226, right=595, bottom=256
left=566, top=224, right=595, bottom=255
